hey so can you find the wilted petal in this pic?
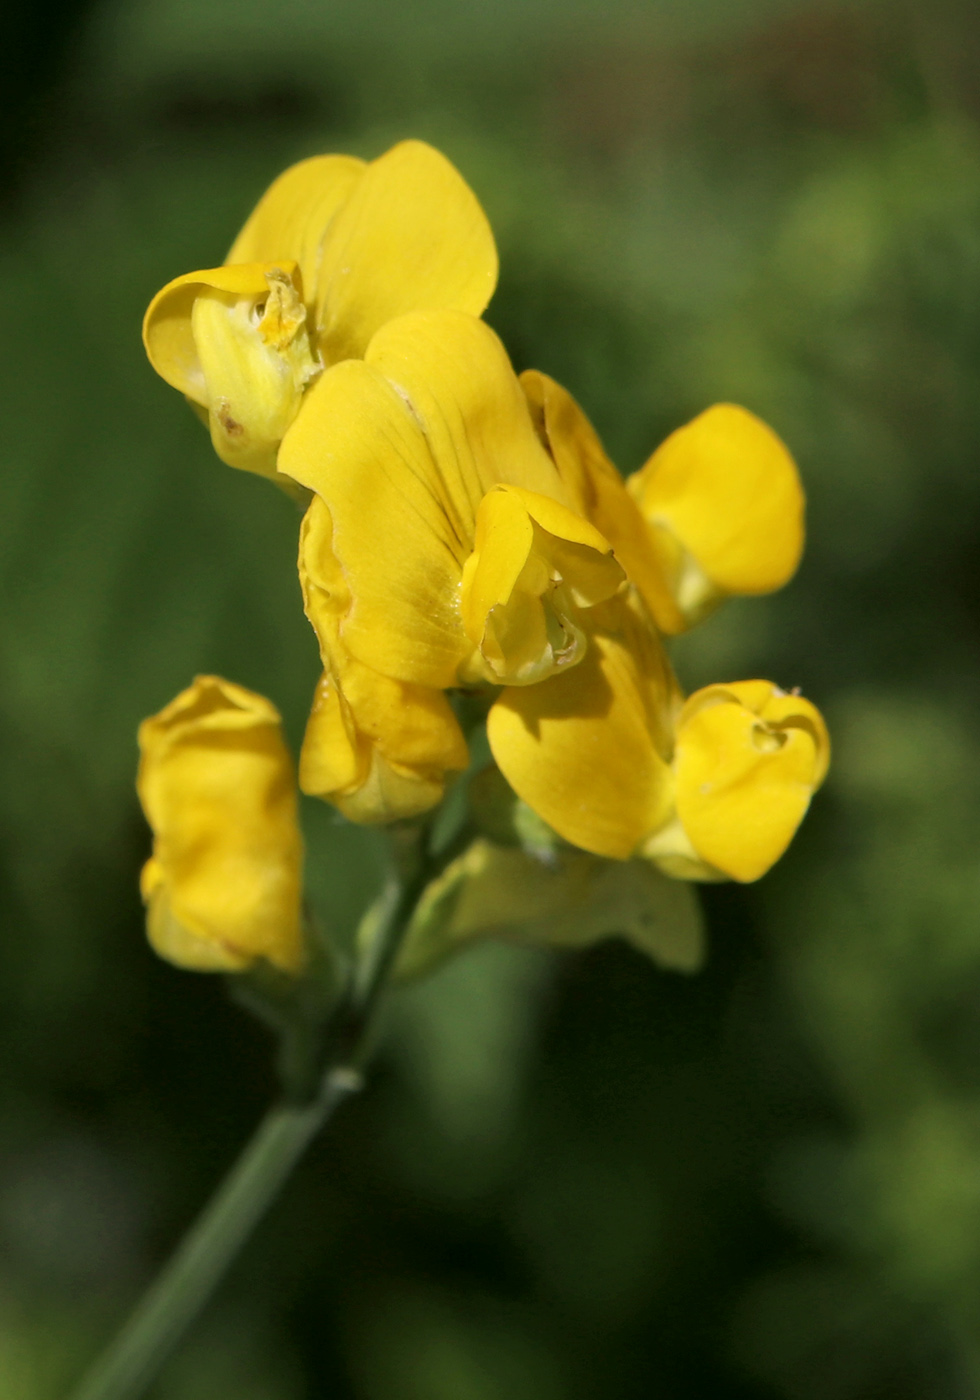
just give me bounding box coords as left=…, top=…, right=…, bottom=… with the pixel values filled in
left=394, top=837, right=705, bottom=979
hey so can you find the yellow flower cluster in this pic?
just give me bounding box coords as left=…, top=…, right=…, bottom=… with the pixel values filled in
left=137, top=140, right=828, bottom=971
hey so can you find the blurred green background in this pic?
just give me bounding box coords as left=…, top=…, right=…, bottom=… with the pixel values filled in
left=4, top=0, right=980, bottom=1395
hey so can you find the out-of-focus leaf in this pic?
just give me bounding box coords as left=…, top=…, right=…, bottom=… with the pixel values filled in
left=394, top=837, right=704, bottom=979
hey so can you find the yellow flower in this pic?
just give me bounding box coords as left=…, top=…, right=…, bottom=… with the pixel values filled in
left=523, top=372, right=804, bottom=633
left=278, top=309, right=630, bottom=824
left=142, top=141, right=498, bottom=480
left=298, top=663, right=470, bottom=827
left=492, top=645, right=827, bottom=883
left=273, top=307, right=824, bottom=878
left=644, top=680, right=830, bottom=882
left=485, top=374, right=826, bottom=876
left=136, top=676, right=304, bottom=972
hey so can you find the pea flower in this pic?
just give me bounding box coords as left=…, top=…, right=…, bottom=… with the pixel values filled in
left=500, top=371, right=827, bottom=877
left=137, top=676, right=304, bottom=972
left=142, top=141, right=498, bottom=480
left=279, top=309, right=629, bottom=824
left=272, top=302, right=827, bottom=880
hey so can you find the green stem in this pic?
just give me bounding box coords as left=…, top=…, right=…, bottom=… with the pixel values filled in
left=69, top=822, right=430, bottom=1400
left=69, top=1073, right=358, bottom=1400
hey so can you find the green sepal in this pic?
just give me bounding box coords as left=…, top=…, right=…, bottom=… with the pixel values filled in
left=392, top=837, right=705, bottom=981
left=230, top=910, right=346, bottom=1102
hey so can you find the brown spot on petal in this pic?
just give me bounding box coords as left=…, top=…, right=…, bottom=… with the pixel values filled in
left=215, top=398, right=245, bottom=438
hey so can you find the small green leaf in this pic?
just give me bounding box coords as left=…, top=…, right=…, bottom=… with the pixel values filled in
left=395, top=838, right=705, bottom=980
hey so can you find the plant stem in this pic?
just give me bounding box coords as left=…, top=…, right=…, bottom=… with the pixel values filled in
left=69, top=1073, right=357, bottom=1400
left=69, top=822, right=430, bottom=1400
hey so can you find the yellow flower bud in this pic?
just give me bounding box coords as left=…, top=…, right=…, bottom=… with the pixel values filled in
left=644, top=680, right=829, bottom=882
left=627, top=405, right=805, bottom=628
left=136, top=677, right=304, bottom=972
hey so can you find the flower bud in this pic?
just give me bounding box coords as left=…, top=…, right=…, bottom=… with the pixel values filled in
left=136, top=677, right=304, bottom=972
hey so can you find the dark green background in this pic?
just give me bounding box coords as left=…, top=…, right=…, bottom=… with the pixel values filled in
left=4, top=0, right=980, bottom=1395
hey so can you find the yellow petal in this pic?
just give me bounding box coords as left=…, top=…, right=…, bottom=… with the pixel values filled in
left=143, top=262, right=318, bottom=479
left=487, top=597, right=678, bottom=859
left=297, top=506, right=468, bottom=826
left=226, top=154, right=366, bottom=297
left=522, top=369, right=687, bottom=634
left=143, top=264, right=277, bottom=402
left=627, top=404, right=805, bottom=602
left=297, top=670, right=363, bottom=798
left=289, top=376, right=469, bottom=687
left=136, top=676, right=304, bottom=972
left=297, top=494, right=351, bottom=658
left=142, top=857, right=251, bottom=972
left=313, top=140, right=498, bottom=363
left=299, top=662, right=469, bottom=825
left=460, top=485, right=624, bottom=686
left=282, top=312, right=567, bottom=688
left=673, top=680, right=829, bottom=882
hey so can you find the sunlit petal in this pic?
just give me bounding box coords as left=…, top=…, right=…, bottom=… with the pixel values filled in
left=487, top=598, right=677, bottom=858
left=283, top=312, right=569, bottom=687
left=314, top=140, right=498, bottom=362
left=673, top=680, right=828, bottom=882
left=226, top=154, right=366, bottom=296
left=628, top=404, right=804, bottom=604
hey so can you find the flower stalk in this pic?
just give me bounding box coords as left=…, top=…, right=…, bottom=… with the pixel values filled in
left=69, top=822, right=431, bottom=1400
